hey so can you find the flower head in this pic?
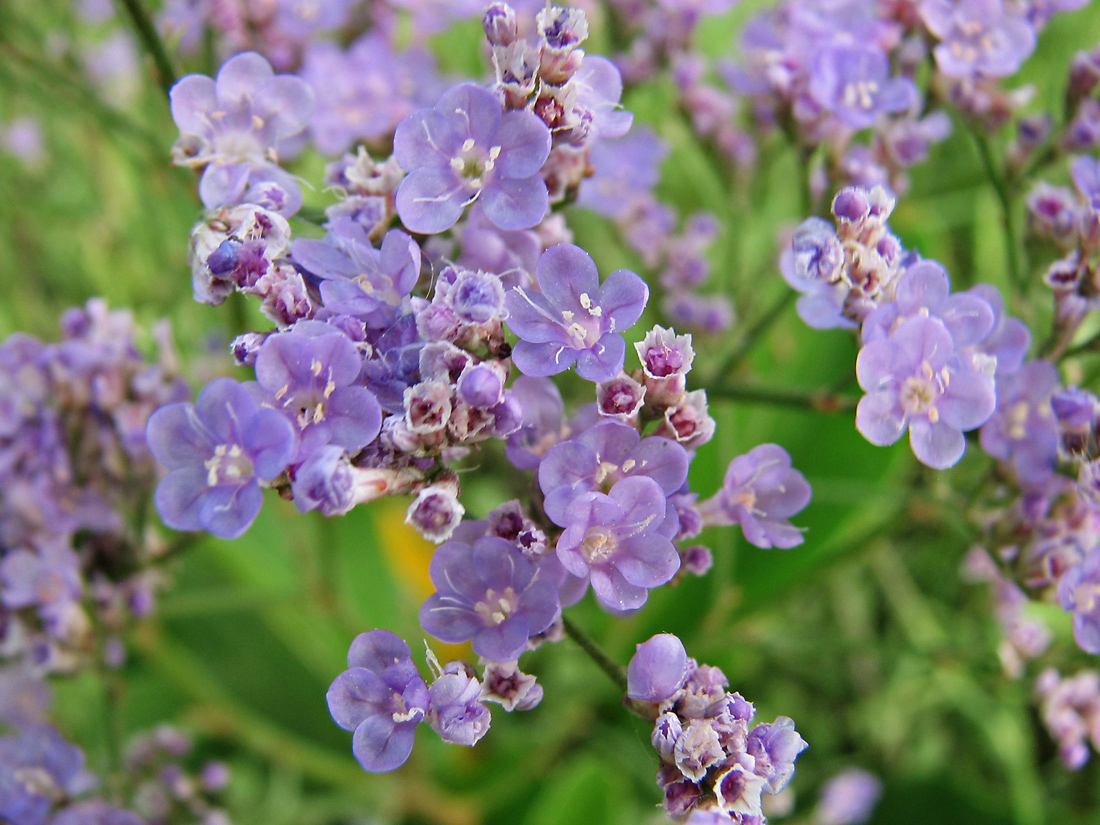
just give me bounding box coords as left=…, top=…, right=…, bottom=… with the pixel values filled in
left=394, top=82, right=551, bottom=233
left=326, top=630, right=430, bottom=772
left=505, top=244, right=648, bottom=383
left=146, top=377, right=298, bottom=538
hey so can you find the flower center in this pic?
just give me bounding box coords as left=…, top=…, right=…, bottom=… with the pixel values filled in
left=204, top=443, right=254, bottom=486
left=276, top=358, right=338, bottom=427
left=842, top=80, right=879, bottom=110
left=581, top=529, right=616, bottom=564
left=475, top=587, right=519, bottom=625
left=900, top=360, right=947, bottom=422
left=449, top=139, right=502, bottom=191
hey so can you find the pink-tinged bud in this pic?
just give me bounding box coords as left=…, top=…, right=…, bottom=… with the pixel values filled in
left=597, top=373, right=646, bottom=422
left=483, top=2, right=518, bottom=46
left=406, top=479, right=464, bottom=543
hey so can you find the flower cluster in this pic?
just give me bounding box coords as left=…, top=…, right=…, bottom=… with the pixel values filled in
left=785, top=184, right=1034, bottom=468
left=153, top=7, right=817, bottom=815
left=483, top=2, right=632, bottom=202
left=1036, top=668, right=1100, bottom=769
left=0, top=684, right=229, bottom=825
left=627, top=634, right=808, bottom=822
left=578, top=128, right=734, bottom=335
left=0, top=300, right=187, bottom=674
left=1032, top=156, right=1100, bottom=353
left=169, top=52, right=314, bottom=215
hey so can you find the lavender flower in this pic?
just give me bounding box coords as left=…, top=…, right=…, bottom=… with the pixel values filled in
left=427, top=662, right=491, bottom=746
left=556, top=476, right=680, bottom=611
left=0, top=541, right=82, bottom=634
left=808, top=45, right=917, bottom=130
left=292, top=223, right=420, bottom=326
left=920, top=0, right=1037, bottom=78
left=861, top=260, right=995, bottom=350
left=505, top=243, right=649, bottom=382
left=169, top=51, right=313, bottom=213
left=855, top=315, right=996, bottom=468
left=253, top=323, right=381, bottom=455
left=815, top=768, right=883, bottom=825
left=1059, top=549, right=1100, bottom=654
left=746, top=717, right=808, bottom=794
left=326, top=630, right=430, bottom=773
left=0, top=725, right=95, bottom=825
left=301, top=35, right=442, bottom=156
left=419, top=537, right=559, bottom=662
left=697, top=444, right=812, bottom=550
left=393, top=82, right=551, bottom=233
left=979, top=360, right=1060, bottom=486
left=480, top=660, right=543, bottom=711
left=538, top=419, right=689, bottom=527
left=146, top=377, right=298, bottom=539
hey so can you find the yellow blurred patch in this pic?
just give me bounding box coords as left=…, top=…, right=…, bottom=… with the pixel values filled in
left=374, top=497, right=471, bottom=662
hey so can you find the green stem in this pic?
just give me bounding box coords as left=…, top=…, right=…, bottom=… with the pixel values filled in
left=561, top=615, right=627, bottom=693
left=116, top=0, right=177, bottom=98
left=709, top=290, right=795, bottom=382
left=0, top=41, right=162, bottom=154
left=972, top=131, right=1025, bottom=290
left=101, top=670, right=124, bottom=790
left=1058, top=330, right=1100, bottom=361
left=707, top=382, right=858, bottom=413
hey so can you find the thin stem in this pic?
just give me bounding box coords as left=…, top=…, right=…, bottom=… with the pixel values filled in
left=561, top=615, right=627, bottom=693
left=707, top=382, right=858, bottom=413
left=972, top=131, right=1025, bottom=291
left=709, top=290, right=795, bottom=382
left=116, top=0, right=177, bottom=98
left=0, top=41, right=162, bottom=155
left=1058, top=329, right=1100, bottom=361
left=101, top=670, right=124, bottom=794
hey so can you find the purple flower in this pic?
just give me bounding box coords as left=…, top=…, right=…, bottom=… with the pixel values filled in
left=292, top=223, right=420, bottom=326
left=920, top=0, right=1037, bottom=78
left=1059, top=549, right=1100, bottom=654
left=302, top=35, right=442, bottom=156
left=505, top=243, right=649, bottom=382
left=289, top=445, right=354, bottom=516
left=856, top=315, right=996, bottom=468
left=965, top=284, right=1030, bottom=375
left=0, top=725, right=95, bottom=825
left=780, top=218, right=853, bottom=331
left=326, top=630, right=430, bottom=773
left=169, top=52, right=313, bottom=213
left=577, top=128, right=667, bottom=220
left=419, top=536, right=559, bottom=662
left=50, top=802, right=145, bottom=825
left=427, top=662, right=491, bottom=746
left=815, top=769, right=883, bottom=825
left=809, top=44, right=917, bottom=130
left=567, top=56, right=634, bottom=143
left=628, top=633, right=690, bottom=704
left=147, top=377, right=298, bottom=539
left=504, top=376, right=566, bottom=469
left=0, top=541, right=82, bottom=631
left=697, top=444, right=812, bottom=549
left=745, top=716, right=808, bottom=794
left=253, top=322, right=381, bottom=455
left=861, top=260, right=995, bottom=349
left=979, top=360, right=1060, bottom=485
left=393, top=82, right=551, bottom=234
left=556, top=476, right=680, bottom=611
left=538, top=419, right=689, bottom=527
